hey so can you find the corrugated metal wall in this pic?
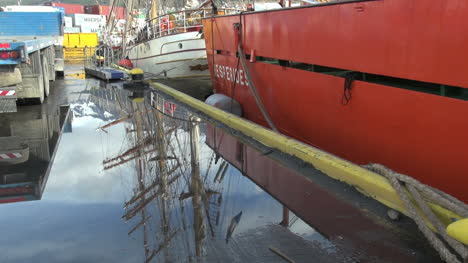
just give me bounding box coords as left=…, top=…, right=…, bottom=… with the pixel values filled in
left=0, top=12, right=62, bottom=36
left=63, top=33, right=98, bottom=48
left=63, top=33, right=98, bottom=60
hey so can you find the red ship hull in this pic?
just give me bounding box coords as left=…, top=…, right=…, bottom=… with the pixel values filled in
left=203, top=0, right=468, bottom=203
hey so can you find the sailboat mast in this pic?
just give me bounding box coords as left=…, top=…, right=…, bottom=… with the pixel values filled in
left=151, top=0, right=158, bottom=19
left=122, top=0, right=136, bottom=54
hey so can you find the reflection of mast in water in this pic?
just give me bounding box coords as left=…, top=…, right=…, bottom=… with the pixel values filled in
left=126, top=100, right=180, bottom=263
left=190, top=116, right=206, bottom=258
left=133, top=101, right=150, bottom=260
left=179, top=115, right=227, bottom=259
left=101, top=99, right=153, bottom=261
left=154, top=98, right=172, bottom=263
left=179, top=116, right=206, bottom=258
left=100, top=89, right=232, bottom=262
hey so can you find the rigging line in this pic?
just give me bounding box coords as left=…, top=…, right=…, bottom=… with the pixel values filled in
left=178, top=199, right=192, bottom=257
left=113, top=87, right=127, bottom=114
left=219, top=164, right=233, bottom=232
left=143, top=102, right=157, bottom=140
left=230, top=49, right=241, bottom=113
left=108, top=0, right=116, bottom=27
left=99, top=124, right=105, bottom=173
left=203, top=152, right=216, bottom=183
left=236, top=13, right=279, bottom=132
left=211, top=16, right=216, bottom=87
left=174, top=153, right=191, bottom=182
left=173, top=130, right=192, bottom=180
left=213, top=126, right=225, bottom=157
left=227, top=11, right=244, bottom=114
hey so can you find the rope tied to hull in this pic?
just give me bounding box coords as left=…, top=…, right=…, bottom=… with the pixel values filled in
left=364, top=163, right=468, bottom=263
left=234, top=14, right=279, bottom=133
left=230, top=13, right=242, bottom=115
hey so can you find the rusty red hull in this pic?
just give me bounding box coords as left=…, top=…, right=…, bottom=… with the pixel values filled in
left=202, top=0, right=468, bottom=203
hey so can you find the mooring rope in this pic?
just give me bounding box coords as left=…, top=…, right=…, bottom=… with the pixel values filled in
left=364, top=163, right=468, bottom=263
left=235, top=15, right=279, bottom=133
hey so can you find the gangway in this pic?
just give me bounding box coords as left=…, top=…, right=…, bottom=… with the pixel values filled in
left=84, top=46, right=128, bottom=81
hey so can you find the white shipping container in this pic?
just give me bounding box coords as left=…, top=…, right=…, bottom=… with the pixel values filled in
left=64, top=27, right=80, bottom=33
left=68, top=14, right=106, bottom=27
left=80, top=24, right=103, bottom=37
left=64, top=17, right=73, bottom=28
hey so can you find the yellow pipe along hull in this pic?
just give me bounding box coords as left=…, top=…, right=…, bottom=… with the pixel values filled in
left=149, top=81, right=466, bottom=245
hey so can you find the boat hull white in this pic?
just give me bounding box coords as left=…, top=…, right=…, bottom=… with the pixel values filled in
left=127, top=31, right=209, bottom=79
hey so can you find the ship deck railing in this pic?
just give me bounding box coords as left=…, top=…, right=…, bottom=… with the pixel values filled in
left=84, top=45, right=120, bottom=69
left=143, top=8, right=239, bottom=40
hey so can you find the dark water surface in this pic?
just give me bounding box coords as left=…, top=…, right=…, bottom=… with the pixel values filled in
left=0, top=65, right=340, bottom=263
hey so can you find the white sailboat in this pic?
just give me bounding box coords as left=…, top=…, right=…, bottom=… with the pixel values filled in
left=126, top=0, right=237, bottom=79
left=128, top=26, right=208, bottom=78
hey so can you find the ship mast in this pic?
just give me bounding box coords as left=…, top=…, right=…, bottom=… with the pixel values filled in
left=123, top=0, right=136, bottom=53
left=150, top=0, right=158, bottom=19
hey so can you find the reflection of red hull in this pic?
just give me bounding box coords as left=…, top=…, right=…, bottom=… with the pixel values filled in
left=205, top=125, right=441, bottom=262
left=203, top=0, right=468, bottom=203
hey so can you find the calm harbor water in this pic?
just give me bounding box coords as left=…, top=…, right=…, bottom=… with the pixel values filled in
left=0, top=64, right=444, bottom=263
left=0, top=65, right=340, bottom=263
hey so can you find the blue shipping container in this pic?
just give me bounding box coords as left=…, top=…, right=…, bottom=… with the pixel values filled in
left=0, top=12, right=62, bottom=37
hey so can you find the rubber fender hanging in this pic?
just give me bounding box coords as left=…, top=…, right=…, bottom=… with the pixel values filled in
left=205, top=93, right=242, bottom=117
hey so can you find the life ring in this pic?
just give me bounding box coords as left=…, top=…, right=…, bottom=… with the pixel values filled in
left=160, top=15, right=175, bottom=33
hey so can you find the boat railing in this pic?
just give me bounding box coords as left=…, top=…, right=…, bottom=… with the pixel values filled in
left=143, top=8, right=239, bottom=40
left=85, top=45, right=120, bottom=69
